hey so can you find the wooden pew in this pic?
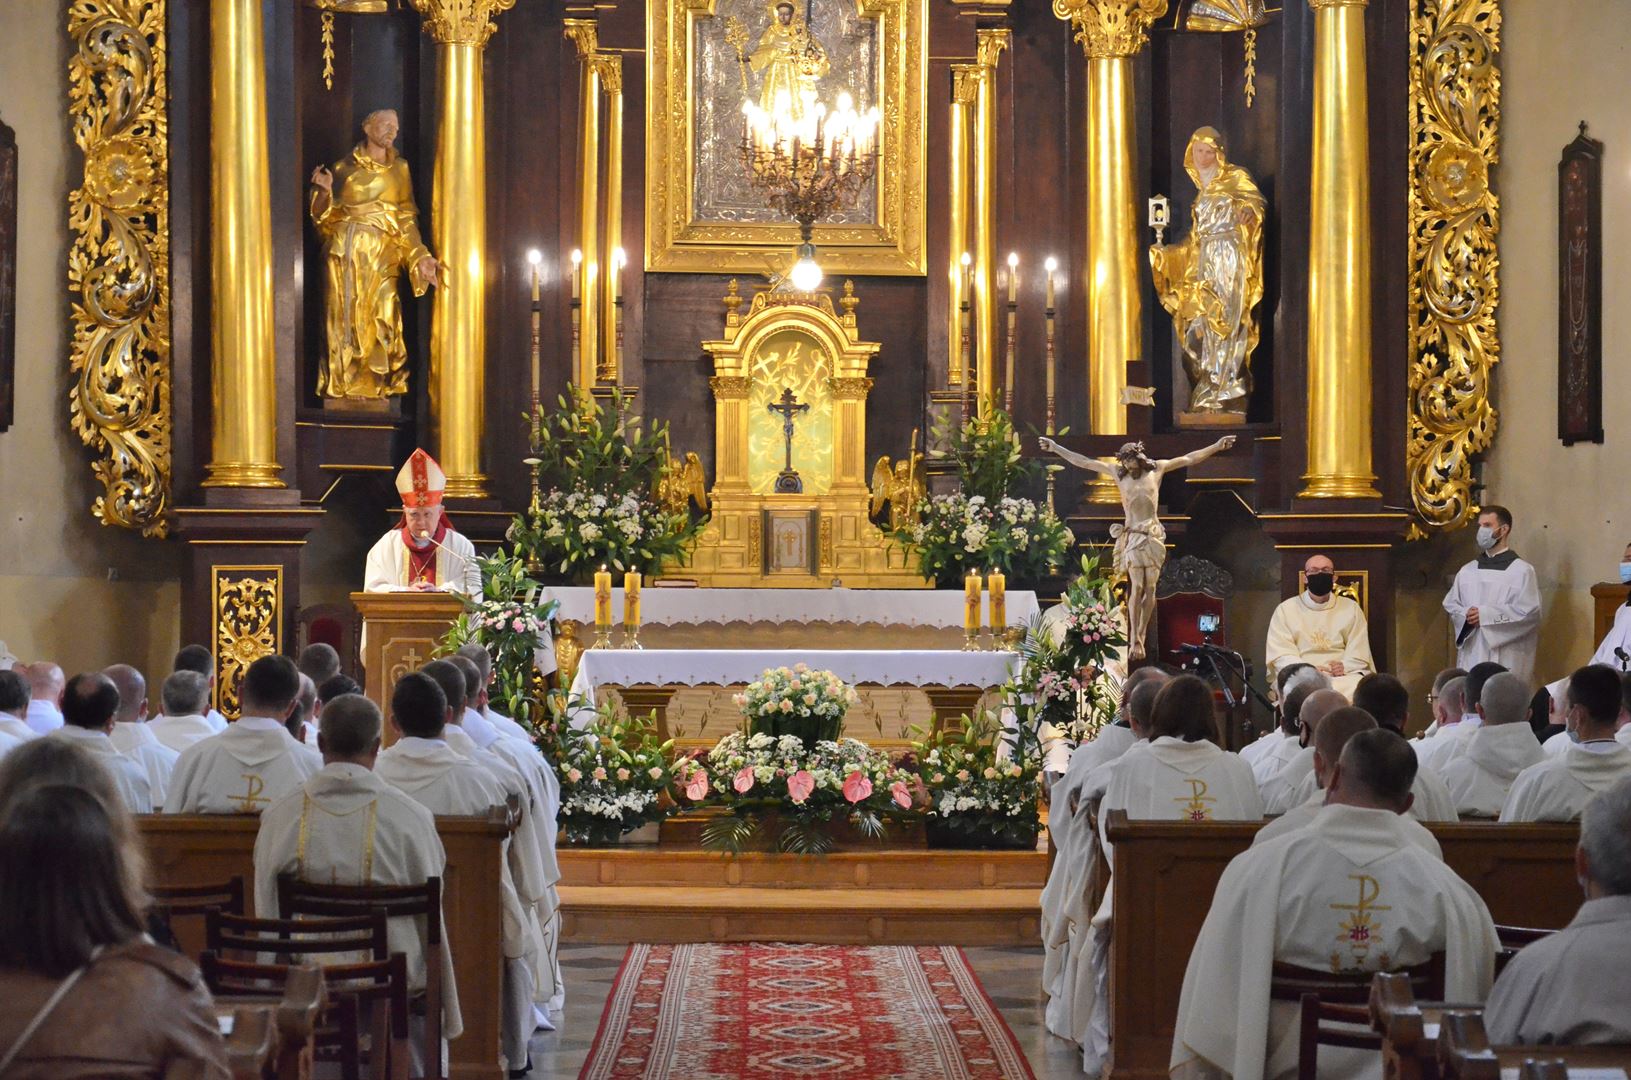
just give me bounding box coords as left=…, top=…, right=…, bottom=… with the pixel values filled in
left=1099, top=813, right=1582, bottom=1080
left=138, top=811, right=512, bottom=1080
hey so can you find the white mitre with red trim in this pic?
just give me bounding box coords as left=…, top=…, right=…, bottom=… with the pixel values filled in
left=396, top=448, right=446, bottom=509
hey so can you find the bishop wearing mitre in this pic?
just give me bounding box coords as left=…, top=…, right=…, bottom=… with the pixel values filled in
left=364, top=449, right=482, bottom=595
left=1265, top=554, right=1374, bottom=699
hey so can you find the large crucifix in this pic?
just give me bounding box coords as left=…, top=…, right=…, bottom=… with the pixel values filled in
left=768, top=386, right=810, bottom=493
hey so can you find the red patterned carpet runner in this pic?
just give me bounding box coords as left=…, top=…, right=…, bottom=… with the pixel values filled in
left=579, top=942, right=1037, bottom=1079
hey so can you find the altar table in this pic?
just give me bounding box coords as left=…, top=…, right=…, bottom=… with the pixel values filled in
left=569, top=648, right=1021, bottom=745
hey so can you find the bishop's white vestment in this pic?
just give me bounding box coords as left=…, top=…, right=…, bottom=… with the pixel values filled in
left=1265, top=592, right=1374, bottom=698
left=164, top=718, right=322, bottom=814
left=1499, top=741, right=1631, bottom=822
left=147, top=713, right=221, bottom=754
left=254, top=763, right=462, bottom=1039
left=375, top=736, right=539, bottom=1059
left=49, top=726, right=152, bottom=813
left=1442, top=551, right=1541, bottom=683
left=109, top=721, right=179, bottom=808
left=1171, top=805, right=1497, bottom=1080
left=1438, top=723, right=1544, bottom=818
left=363, top=529, right=481, bottom=595
left=1253, top=795, right=1442, bottom=856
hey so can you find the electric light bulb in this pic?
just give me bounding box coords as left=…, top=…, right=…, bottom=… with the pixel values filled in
left=1007, top=252, right=1019, bottom=269
left=791, top=256, right=823, bottom=292
left=1044, top=256, right=1059, bottom=273
left=526, top=248, right=542, bottom=267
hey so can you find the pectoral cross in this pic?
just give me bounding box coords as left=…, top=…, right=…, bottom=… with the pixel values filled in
left=768, top=387, right=810, bottom=494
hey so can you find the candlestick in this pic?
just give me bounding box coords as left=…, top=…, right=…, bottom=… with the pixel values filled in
left=1148, top=194, right=1170, bottom=246
left=622, top=569, right=642, bottom=649
left=1003, top=252, right=1018, bottom=416
left=1005, top=252, right=1018, bottom=304
left=1044, top=256, right=1058, bottom=435
left=613, top=248, right=626, bottom=384
left=526, top=249, right=542, bottom=404
left=988, top=569, right=1006, bottom=647
left=959, top=252, right=974, bottom=424
left=569, top=249, right=584, bottom=389
left=963, top=569, right=982, bottom=651
left=593, top=566, right=613, bottom=647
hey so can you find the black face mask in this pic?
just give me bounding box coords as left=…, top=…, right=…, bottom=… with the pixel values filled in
left=1306, top=572, right=1335, bottom=598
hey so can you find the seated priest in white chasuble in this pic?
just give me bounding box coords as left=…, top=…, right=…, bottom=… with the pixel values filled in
left=104, top=664, right=178, bottom=808
left=0, top=670, right=37, bottom=756
left=1257, top=687, right=1346, bottom=816
left=1256, top=707, right=1441, bottom=853
left=1172, top=730, right=1497, bottom=1080
left=1240, top=665, right=1321, bottom=773
left=375, top=672, right=539, bottom=1061
left=1439, top=672, right=1545, bottom=817
left=253, top=695, right=462, bottom=1042
left=164, top=657, right=320, bottom=814
left=1041, top=672, right=1168, bottom=1051
left=1484, top=777, right=1631, bottom=1046
left=364, top=450, right=481, bottom=595
left=1265, top=556, right=1374, bottom=699
left=1441, top=506, right=1541, bottom=684
left=49, top=673, right=152, bottom=814
left=1502, top=666, right=1631, bottom=822
left=1249, top=671, right=1329, bottom=793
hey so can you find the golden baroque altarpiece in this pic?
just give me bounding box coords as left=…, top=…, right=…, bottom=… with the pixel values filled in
left=212, top=566, right=283, bottom=720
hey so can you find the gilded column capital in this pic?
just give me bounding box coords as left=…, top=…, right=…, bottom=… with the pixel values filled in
left=1053, top=0, right=1168, bottom=59
left=564, top=17, right=600, bottom=59
left=828, top=377, right=875, bottom=400
left=975, top=27, right=1010, bottom=69
left=1309, top=0, right=1367, bottom=8
left=710, top=375, right=752, bottom=398
left=951, top=64, right=982, bottom=105
left=591, top=52, right=624, bottom=93
left=411, top=0, right=516, bottom=48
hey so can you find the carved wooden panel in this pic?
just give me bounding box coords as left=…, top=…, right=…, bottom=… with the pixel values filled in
left=1559, top=122, right=1603, bottom=446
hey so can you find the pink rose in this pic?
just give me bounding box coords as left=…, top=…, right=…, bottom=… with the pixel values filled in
left=733, top=766, right=755, bottom=794
left=787, top=770, right=816, bottom=804
left=685, top=771, right=710, bottom=800
left=512, top=618, right=525, bottom=632
left=592, top=766, right=608, bottom=781
left=889, top=780, right=912, bottom=810
left=842, top=771, right=873, bottom=804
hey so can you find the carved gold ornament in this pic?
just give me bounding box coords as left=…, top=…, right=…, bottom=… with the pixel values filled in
left=409, top=0, right=517, bottom=47
left=1053, top=0, right=1168, bottom=59
left=212, top=568, right=283, bottom=721
left=1406, top=0, right=1501, bottom=537
left=68, top=0, right=172, bottom=538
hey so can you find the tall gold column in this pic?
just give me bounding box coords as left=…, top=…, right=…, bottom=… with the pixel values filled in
left=1300, top=0, right=1380, bottom=498
left=973, top=29, right=1009, bottom=418
left=566, top=20, right=602, bottom=390
left=1054, top=0, right=1166, bottom=447
left=203, top=0, right=281, bottom=488
left=413, top=0, right=513, bottom=500
left=597, top=53, right=624, bottom=383
left=946, top=67, right=978, bottom=389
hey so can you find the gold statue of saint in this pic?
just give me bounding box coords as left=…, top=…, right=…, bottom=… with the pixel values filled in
left=1149, top=127, right=1265, bottom=417
left=750, top=0, right=830, bottom=120
left=309, top=109, right=441, bottom=401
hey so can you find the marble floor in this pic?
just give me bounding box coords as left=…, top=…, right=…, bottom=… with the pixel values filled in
left=524, top=942, right=1085, bottom=1079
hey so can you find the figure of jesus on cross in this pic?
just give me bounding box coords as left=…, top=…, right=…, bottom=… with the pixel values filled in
left=769, top=387, right=810, bottom=494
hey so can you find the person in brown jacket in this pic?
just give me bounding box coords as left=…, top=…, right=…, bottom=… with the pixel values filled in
left=0, top=739, right=229, bottom=1078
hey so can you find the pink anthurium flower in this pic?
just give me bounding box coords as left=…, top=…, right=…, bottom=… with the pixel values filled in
left=733, top=766, right=755, bottom=794
left=685, top=771, right=710, bottom=801
left=842, top=771, right=873, bottom=804
left=787, top=770, right=816, bottom=804
left=889, top=780, right=912, bottom=810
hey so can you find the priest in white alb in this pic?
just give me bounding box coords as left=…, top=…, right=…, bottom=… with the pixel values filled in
left=1257, top=687, right=1346, bottom=815
left=165, top=656, right=321, bottom=814
left=375, top=672, right=537, bottom=1068
left=1265, top=555, right=1375, bottom=698
left=49, top=672, right=152, bottom=814
left=147, top=670, right=223, bottom=753
left=254, top=694, right=463, bottom=1045
left=1442, top=505, right=1541, bottom=683
left=1439, top=672, right=1545, bottom=818
left=364, top=449, right=482, bottom=595
left=1501, top=665, right=1631, bottom=822
left=104, top=663, right=178, bottom=808
left=1172, top=729, right=1497, bottom=1080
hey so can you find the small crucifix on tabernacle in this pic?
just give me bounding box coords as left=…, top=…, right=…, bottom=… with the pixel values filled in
left=767, top=386, right=810, bottom=493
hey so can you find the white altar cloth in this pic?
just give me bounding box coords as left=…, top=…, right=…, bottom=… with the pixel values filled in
left=569, top=649, right=1020, bottom=721
left=549, top=587, right=1040, bottom=630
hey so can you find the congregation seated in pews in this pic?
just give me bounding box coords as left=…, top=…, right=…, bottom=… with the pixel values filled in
left=0, top=642, right=561, bottom=1079
left=1042, top=657, right=1631, bottom=1079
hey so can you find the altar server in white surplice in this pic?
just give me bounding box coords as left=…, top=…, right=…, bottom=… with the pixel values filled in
left=48, top=672, right=152, bottom=814
left=1259, top=688, right=1347, bottom=816
left=1485, top=777, right=1631, bottom=1046
left=1255, top=707, right=1442, bottom=856
left=376, top=673, right=535, bottom=1066
left=1502, top=666, right=1631, bottom=823
left=1265, top=555, right=1375, bottom=699
left=1066, top=677, right=1264, bottom=1074
left=1172, top=730, right=1497, bottom=1080
left=254, top=694, right=462, bottom=1042
left=1442, top=505, right=1541, bottom=683
left=1042, top=672, right=1167, bottom=1049
left=364, top=449, right=481, bottom=595
left=104, top=663, right=178, bottom=807
left=165, top=656, right=321, bottom=814
left=1440, top=672, right=1544, bottom=818
left=148, top=670, right=224, bottom=753
left=0, top=669, right=40, bottom=757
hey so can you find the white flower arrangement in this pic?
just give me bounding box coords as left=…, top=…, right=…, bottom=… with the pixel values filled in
left=555, top=705, right=677, bottom=845
left=734, top=664, right=859, bottom=745
left=912, top=711, right=1043, bottom=848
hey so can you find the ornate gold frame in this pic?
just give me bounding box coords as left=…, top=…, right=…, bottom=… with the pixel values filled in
left=1406, top=0, right=1501, bottom=537
left=68, top=0, right=172, bottom=537
left=211, top=565, right=284, bottom=720
left=645, top=0, right=927, bottom=275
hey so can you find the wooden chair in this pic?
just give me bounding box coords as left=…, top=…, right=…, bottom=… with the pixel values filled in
left=1274, top=955, right=1445, bottom=1080
left=277, top=874, right=445, bottom=1080
left=205, top=910, right=389, bottom=968
left=150, top=876, right=246, bottom=954
left=1494, top=925, right=1554, bottom=977
left=203, top=951, right=410, bottom=1080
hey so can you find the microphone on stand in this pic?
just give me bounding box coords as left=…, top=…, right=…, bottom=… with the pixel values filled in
left=413, top=529, right=475, bottom=589
left=1615, top=645, right=1629, bottom=671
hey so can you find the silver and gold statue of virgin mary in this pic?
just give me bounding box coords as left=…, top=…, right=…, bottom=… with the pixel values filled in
left=1149, top=127, right=1266, bottom=419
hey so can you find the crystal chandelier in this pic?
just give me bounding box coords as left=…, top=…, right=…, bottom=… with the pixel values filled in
left=740, top=88, right=880, bottom=291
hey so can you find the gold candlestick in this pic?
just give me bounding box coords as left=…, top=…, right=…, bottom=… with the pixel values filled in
left=1044, top=256, right=1059, bottom=512
left=959, top=252, right=974, bottom=424
left=569, top=248, right=583, bottom=390
left=1003, top=252, right=1018, bottom=416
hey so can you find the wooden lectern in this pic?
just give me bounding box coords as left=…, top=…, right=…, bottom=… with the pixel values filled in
left=352, top=591, right=465, bottom=727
